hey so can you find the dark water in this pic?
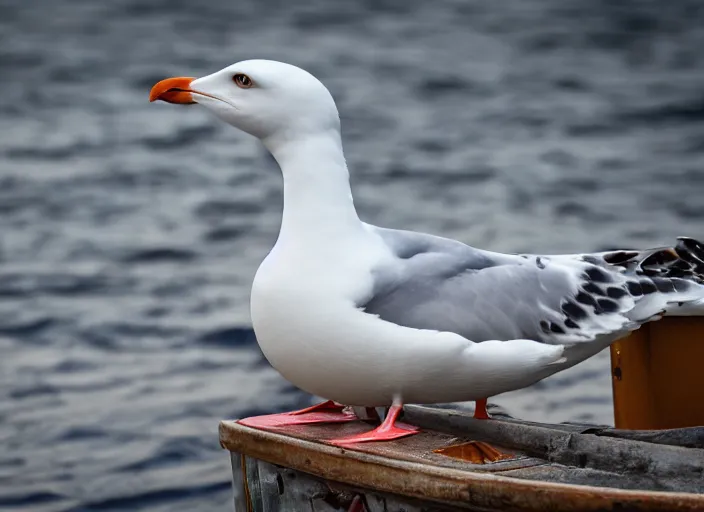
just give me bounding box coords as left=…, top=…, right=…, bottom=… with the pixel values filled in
left=2, top=1, right=704, bottom=510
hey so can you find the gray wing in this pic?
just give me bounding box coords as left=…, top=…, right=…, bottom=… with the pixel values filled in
left=361, top=227, right=704, bottom=344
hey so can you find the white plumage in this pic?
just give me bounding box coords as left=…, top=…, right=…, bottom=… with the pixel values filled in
left=151, top=59, right=704, bottom=415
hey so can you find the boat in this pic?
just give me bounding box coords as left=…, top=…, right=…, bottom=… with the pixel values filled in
left=220, top=317, right=704, bottom=511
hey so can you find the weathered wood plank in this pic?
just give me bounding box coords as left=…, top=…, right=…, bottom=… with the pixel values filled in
left=404, top=405, right=704, bottom=493
left=220, top=418, right=704, bottom=511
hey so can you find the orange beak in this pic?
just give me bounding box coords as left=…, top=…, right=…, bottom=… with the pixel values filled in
left=149, top=76, right=197, bottom=104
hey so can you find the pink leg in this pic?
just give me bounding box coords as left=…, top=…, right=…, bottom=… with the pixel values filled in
left=328, top=401, right=419, bottom=446
left=238, top=400, right=357, bottom=429
left=473, top=398, right=491, bottom=420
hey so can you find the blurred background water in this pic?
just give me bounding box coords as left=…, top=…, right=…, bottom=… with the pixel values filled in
left=1, top=0, right=704, bottom=510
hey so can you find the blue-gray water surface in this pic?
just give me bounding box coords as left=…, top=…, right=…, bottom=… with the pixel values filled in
left=2, top=1, right=704, bottom=510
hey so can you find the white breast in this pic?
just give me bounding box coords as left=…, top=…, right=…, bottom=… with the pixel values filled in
left=250, top=228, right=398, bottom=404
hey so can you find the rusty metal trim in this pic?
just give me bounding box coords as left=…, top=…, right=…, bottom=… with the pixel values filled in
left=220, top=421, right=704, bottom=512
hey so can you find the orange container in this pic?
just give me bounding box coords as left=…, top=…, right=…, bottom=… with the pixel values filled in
left=610, top=317, right=704, bottom=429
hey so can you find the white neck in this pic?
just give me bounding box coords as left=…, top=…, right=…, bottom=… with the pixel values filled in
left=264, top=130, right=363, bottom=245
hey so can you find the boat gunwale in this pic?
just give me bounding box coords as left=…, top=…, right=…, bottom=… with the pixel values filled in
left=220, top=420, right=704, bottom=512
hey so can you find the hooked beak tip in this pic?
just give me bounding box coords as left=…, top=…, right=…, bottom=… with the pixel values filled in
left=149, top=76, right=197, bottom=104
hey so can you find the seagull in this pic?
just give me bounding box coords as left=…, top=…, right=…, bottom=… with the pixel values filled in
left=150, top=60, right=704, bottom=447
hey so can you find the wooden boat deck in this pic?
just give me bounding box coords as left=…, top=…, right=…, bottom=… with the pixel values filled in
left=220, top=406, right=704, bottom=511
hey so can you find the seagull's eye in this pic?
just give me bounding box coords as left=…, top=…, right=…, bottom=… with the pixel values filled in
left=233, top=74, right=253, bottom=89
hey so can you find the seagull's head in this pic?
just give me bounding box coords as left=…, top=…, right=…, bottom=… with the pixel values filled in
left=150, top=60, right=340, bottom=144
